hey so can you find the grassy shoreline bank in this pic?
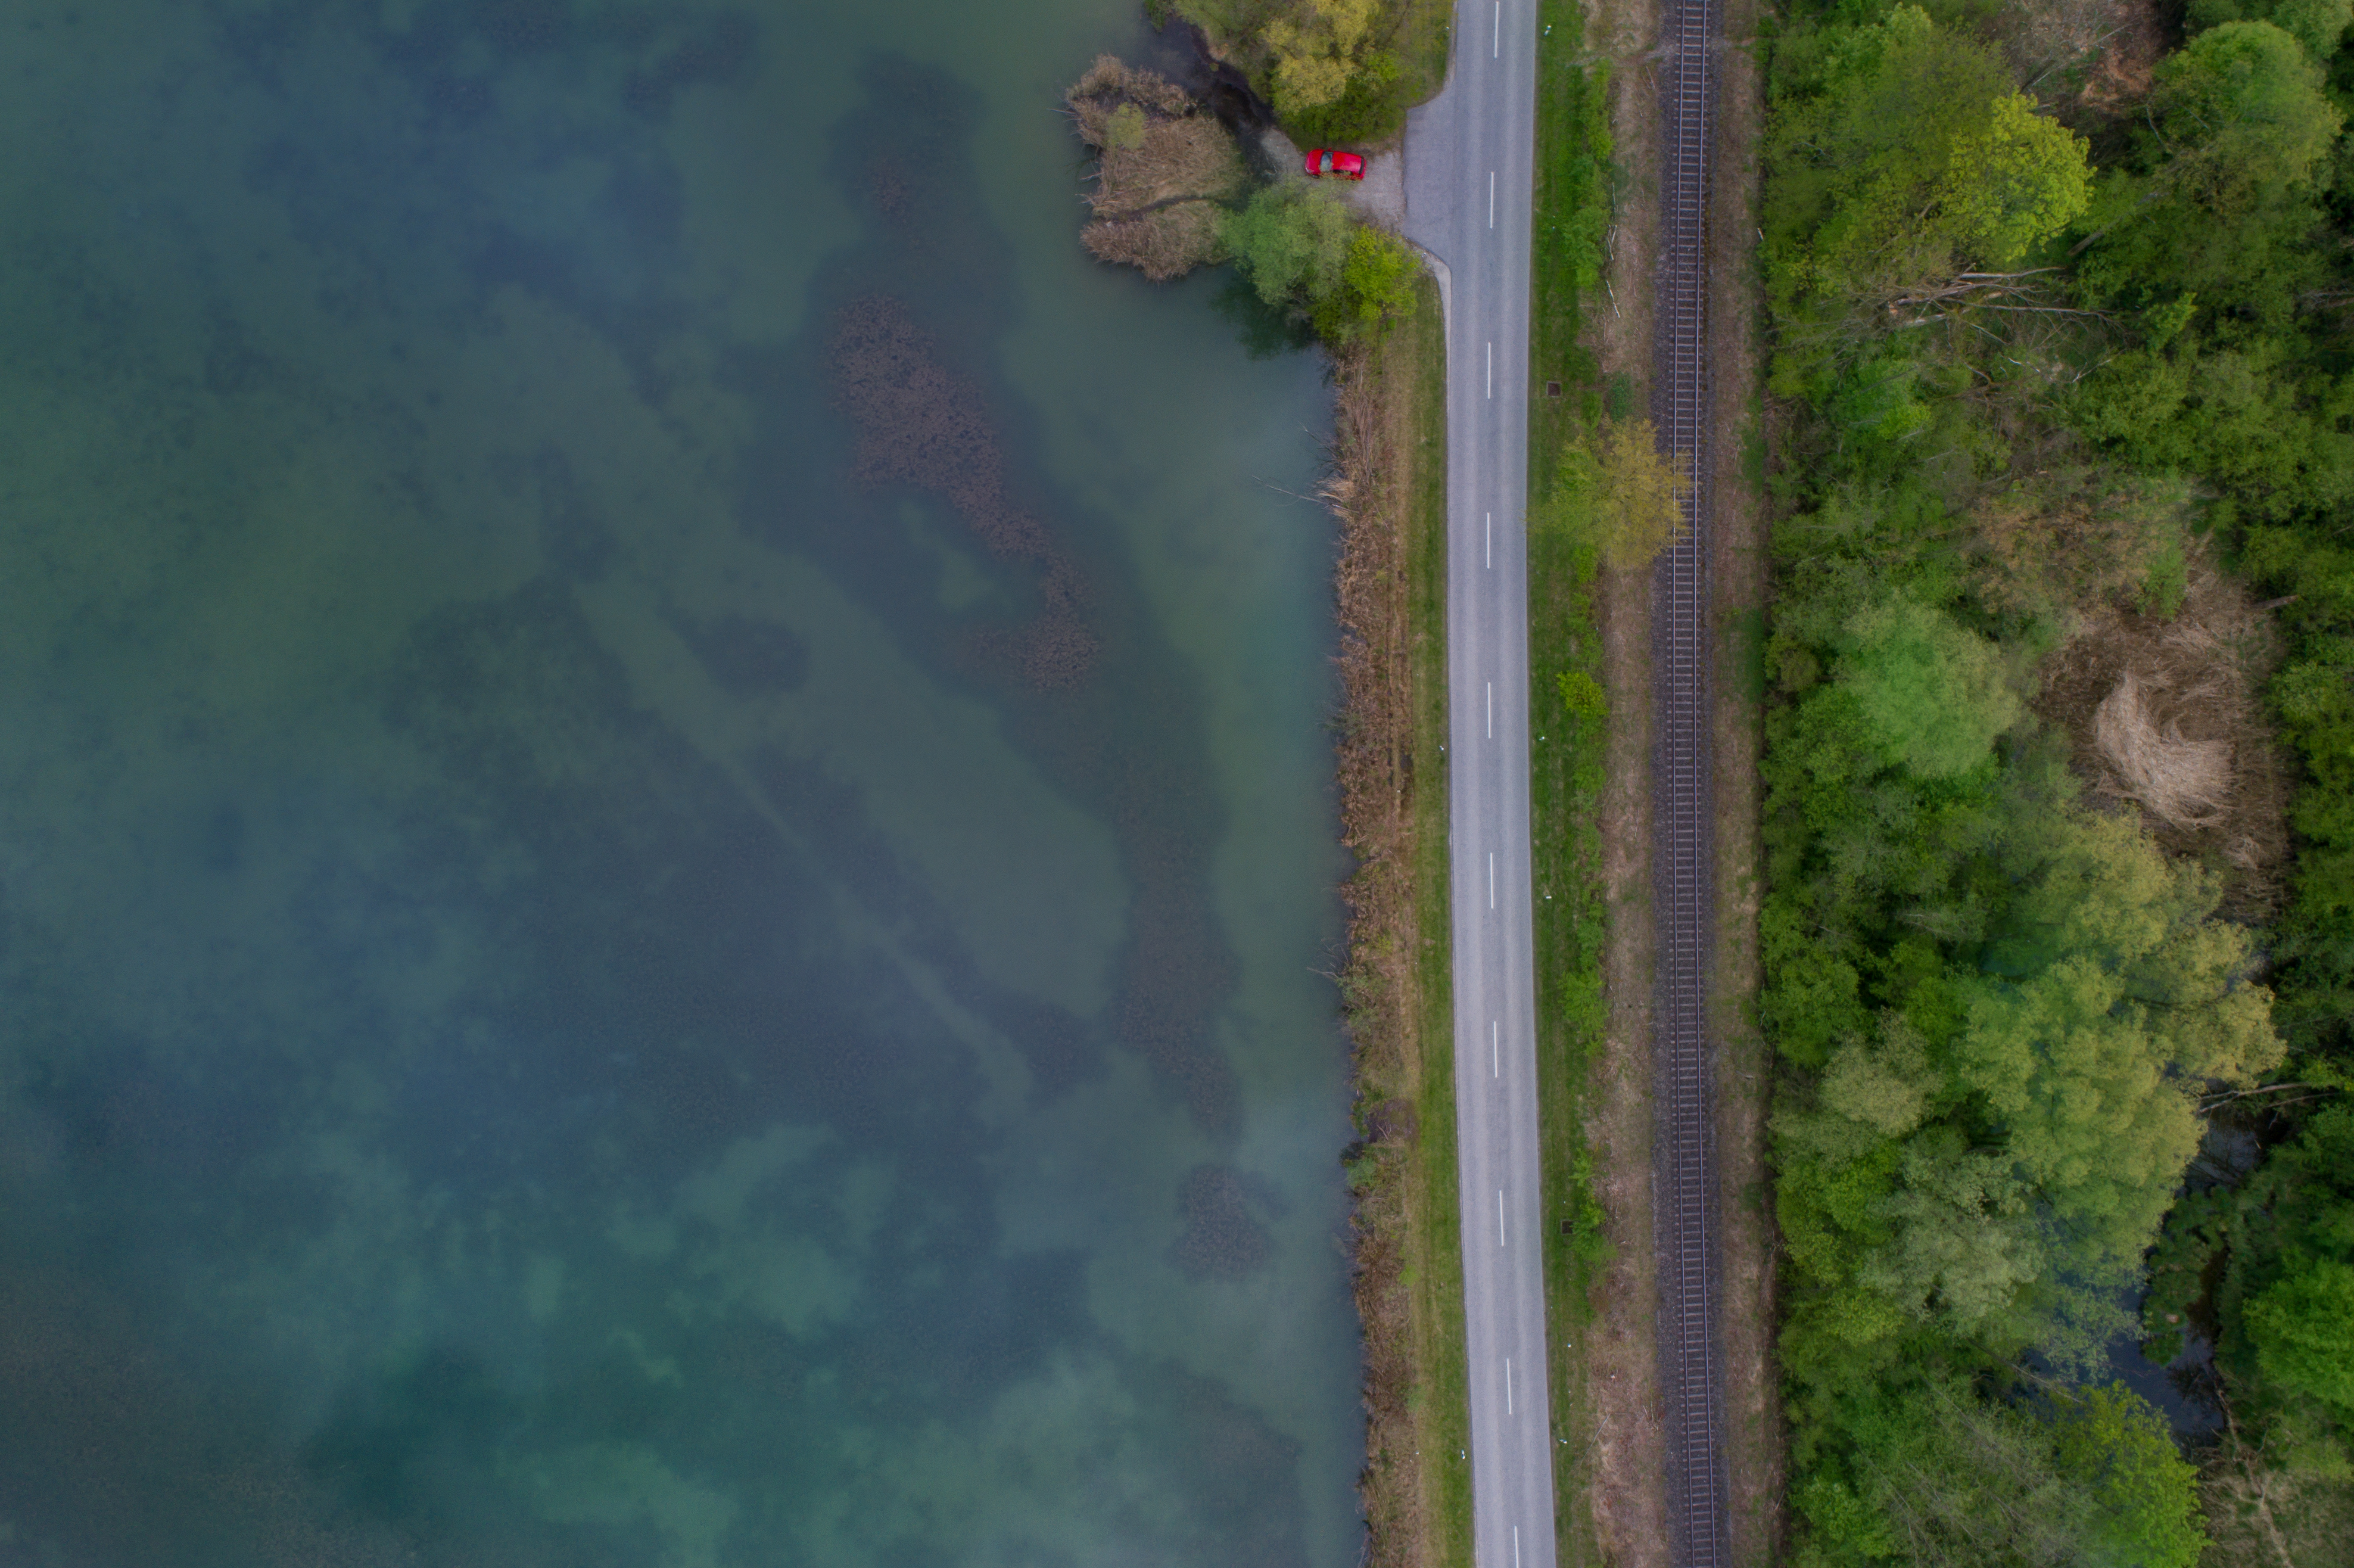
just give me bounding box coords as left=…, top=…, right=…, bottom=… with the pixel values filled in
left=1333, top=276, right=1475, bottom=1568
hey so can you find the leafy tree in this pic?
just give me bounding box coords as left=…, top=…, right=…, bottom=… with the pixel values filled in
left=1954, top=812, right=2278, bottom=1288
left=1320, top=223, right=1418, bottom=342
left=2247, top=1258, right=2354, bottom=1413
left=2075, top=21, right=2343, bottom=317
left=1835, top=596, right=2020, bottom=778
left=1556, top=669, right=1607, bottom=723
left=1531, top=420, right=1689, bottom=571
left=1766, top=7, right=2088, bottom=300
left=2189, top=0, right=2354, bottom=59
left=1219, top=184, right=1416, bottom=346
left=1221, top=180, right=1354, bottom=313
left=2149, top=22, right=2342, bottom=216
left=1262, top=0, right=1381, bottom=113
left=1102, top=102, right=1146, bottom=151
left=1840, top=1378, right=2101, bottom=1565
left=2050, top=1385, right=2207, bottom=1568
left=1936, top=92, right=2093, bottom=268
left=1857, top=1126, right=2041, bottom=1330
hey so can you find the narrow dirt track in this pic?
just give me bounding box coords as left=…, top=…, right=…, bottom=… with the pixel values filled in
left=1650, top=0, right=1728, bottom=1562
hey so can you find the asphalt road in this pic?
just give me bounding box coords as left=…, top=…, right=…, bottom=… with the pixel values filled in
left=1400, top=9, right=1551, bottom=1568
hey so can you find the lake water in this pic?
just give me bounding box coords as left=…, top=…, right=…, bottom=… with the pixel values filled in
left=0, top=3, right=1361, bottom=1563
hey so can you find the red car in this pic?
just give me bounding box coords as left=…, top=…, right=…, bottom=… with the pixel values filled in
left=1304, top=147, right=1366, bottom=180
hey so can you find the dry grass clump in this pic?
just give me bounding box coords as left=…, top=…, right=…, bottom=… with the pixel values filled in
left=1968, top=468, right=2194, bottom=624
left=1065, top=55, right=1244, bottom=282
left=2094, top=669, right=2233, bottom=829
left=2036, top=542, right=2290, bottom=911
left=1079, top=202, right=1229, bottom=283
left=1328, top=349, right=1417, bottom=1084
left=1990, top=0, right=2165, bottom=118
left=1323, top=331, right=1449, bottom=1568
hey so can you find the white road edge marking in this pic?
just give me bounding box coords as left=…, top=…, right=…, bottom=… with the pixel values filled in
left=1498, top=1188, right=1506, bottom=1246
left=1486, top=681, right=1492, bottom=739
left=1486, top=342, right=1493, bottom=400
left=1492, top=1019, right=1499, bottom=1077
left=1485, top=511, right=1492, bottom=567
left=1515, top=1526, right=1522, bottom=1568
left=1506, top=1357, right=1513, bottom=1415
left=1488, top=851, right=1495, bottom=909
left=1493, top=1, right=1500, bottom=56
left=1489, top=171, right=1495, bottom=229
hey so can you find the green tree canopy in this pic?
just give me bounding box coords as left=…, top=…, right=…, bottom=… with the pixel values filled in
left=2052, top=1385, right=2208, bottom=1568
left=1320, top=224, right=1419, bottom=342
left=2189, top=0, right=2354, bottom=59
left=1220, top=180, right=1354, bottom=312
left=2248, top=1259, right=2354, bottom=1412
left=1532, top=420, right=1689, bottom=572
left=1218, top=184, right=1417, bottom=345
left=1835, top=595, right=2021, bottom=778
left=2150, top=21, right=2342, bottom=215
left=1955, top=811, right=2279, bottom=1283
left=1937, top=92, right=2094, bottom=268
left=1766, top=6, right=2089, bottom=297
left=1804, top=1378, right=2200, bottom=1567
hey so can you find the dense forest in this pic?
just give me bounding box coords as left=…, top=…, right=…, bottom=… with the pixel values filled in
left=1758, top=0, right=2354, bottom=1561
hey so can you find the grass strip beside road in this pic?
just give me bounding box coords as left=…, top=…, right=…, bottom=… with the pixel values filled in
left=1527, top=3, right=1618, bottom=1563
left=1404, top=282, right=1476, bottom=1568
left=1345, top=277, right=1474, bottom=1568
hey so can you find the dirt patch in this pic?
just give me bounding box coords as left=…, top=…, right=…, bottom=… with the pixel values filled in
left=1993, top=0, right=2166, bottom=119
left=2033, top=545, right=2291, bottom=918
left=1706, top=0, right=1783, bottom=1555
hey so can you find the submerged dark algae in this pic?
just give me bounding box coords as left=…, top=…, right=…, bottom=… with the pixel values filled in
left=0, top=3, right=1356, bottom=1564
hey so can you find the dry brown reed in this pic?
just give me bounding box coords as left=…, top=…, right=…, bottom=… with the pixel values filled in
left=1323, top=336, right=1437, bottom=1568
left=2036, top=541, right=2290, bottom=912
left=1065, top=56, right=1243, bottom=283
left=2093, top=669, right=2233, bottom=830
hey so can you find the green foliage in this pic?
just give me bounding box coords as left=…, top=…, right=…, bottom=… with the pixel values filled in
left=1219, top=182, right=1415, bottom=346
left=2189, top=0, right=2354, bottom=60
left=1171, top=0, right=1445, bottom=146
left=2051, top=1385, right=2208, bottom=1568
left=1789, top=1374, right=2202, bottom=1567
left=2151, top=22, right=2342, bottom=215
left=1836, top=595, right=2020, bottom=777
left=1103, top=101, right=1146, bottom=152
left=1556, top=669, right=1607, bottom=723
left=1752, top=6, right=2354, bottom=1545
left=2074, top=22, right=2343, bottom=317
left=1222, top=180, right=1354, bottom=310
left=1327, top=224, right=1420, bottom=341
left=2145, top=1106, right=2354, bottom=1496
left=2248, top=1258, right=2354, bottom=1412
left=1531, top=419, right=1688, bottom=571
left=1766, top=6, right=2088, bottom=304
left=1937, top=92, right=2093, bottom=268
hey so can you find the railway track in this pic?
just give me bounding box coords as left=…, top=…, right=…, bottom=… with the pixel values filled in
left=1652, top=0, right=1727, bottom=1563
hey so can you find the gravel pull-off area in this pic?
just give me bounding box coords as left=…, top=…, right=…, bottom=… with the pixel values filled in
left=1257, top=125, right=1407, bottom=231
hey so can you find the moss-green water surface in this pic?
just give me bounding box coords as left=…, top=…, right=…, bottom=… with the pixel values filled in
left=0, top=3, right=1359, bottom=1563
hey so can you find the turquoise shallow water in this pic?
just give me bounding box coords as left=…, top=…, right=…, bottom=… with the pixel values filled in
left=0, top=3, right=1358, bottom=1563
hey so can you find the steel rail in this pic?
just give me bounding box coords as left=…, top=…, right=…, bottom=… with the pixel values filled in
left=1652, top=0, right=1728, bottom=1562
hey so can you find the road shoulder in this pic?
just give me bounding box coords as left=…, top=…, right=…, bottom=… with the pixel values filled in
left=1529, top=0, right=1671, bottom=1559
